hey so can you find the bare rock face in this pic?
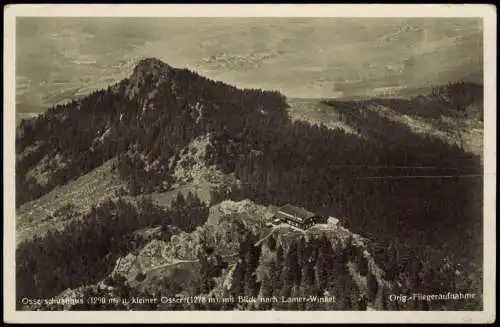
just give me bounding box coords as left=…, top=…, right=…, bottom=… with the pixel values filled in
left=172, top=134, right=214, bottom=185
left=125, top=57, right=174, bottom=102
left=40, top=194, right=396, bottom=311
left=207, top=199, right=274, bottom=226
left=130, top=58, right=173, bottom=86
left=112, top=239, right=173, bottom=282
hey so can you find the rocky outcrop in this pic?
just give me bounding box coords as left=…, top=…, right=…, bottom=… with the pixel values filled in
left=34, top=198, right=394, bottom=311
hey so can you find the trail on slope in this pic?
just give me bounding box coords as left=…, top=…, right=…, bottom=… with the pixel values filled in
left=255, top=223, right=306, bottom=247
left=146, top=259, right=199, bottom=273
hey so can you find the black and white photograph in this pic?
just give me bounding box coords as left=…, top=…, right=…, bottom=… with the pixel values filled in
left=3, top=4, right=496, bottom=324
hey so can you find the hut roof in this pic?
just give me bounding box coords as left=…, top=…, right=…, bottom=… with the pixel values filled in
left=276, top=204, right=316, bottom=222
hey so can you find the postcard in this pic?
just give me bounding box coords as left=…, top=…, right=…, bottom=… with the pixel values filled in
left=3, top=4, right=496, bottom=324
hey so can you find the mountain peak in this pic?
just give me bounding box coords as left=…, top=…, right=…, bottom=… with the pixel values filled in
left=132, top=57, right=174, bottom=78
left=124, top=57, right=176, bottom=100
left=135, top=57, right=171, bottom=69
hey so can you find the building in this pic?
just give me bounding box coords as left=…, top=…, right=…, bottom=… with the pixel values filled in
left=327, top=216, right=340, bottom=226
left=274, top=204, right=326, bottom=229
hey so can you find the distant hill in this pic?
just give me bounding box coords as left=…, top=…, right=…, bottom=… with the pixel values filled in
left=16, top=57, right=483, bottom=311
left=288, top=81, right=483, bottom=158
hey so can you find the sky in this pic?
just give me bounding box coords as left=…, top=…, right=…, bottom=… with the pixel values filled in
left=16, top=17, right=483, bottom=111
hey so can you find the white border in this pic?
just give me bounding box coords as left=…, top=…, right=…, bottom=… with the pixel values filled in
left=3, top=4, right=496, bottom=324
left=2, top=4, right=497, bottom=17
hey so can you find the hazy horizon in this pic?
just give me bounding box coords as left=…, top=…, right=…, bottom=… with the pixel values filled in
left=16, top=17, right=483, bottom=112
